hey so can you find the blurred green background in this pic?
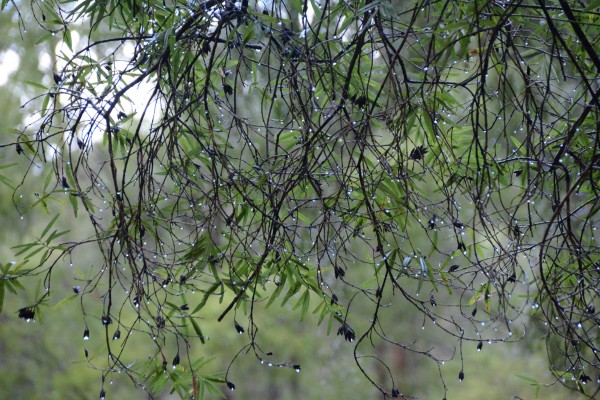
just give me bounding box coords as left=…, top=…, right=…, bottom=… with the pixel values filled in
left=0, top=3, right=588, bottom=400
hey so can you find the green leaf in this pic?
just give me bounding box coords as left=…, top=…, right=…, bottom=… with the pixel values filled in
left=40, top=214, right=61, bottom=239
left=52, top=294, right=78, bottom=310
left=293, top=289, right=310, bottom=321
left=68, top=193, right=78, bottom=218
left=63, top=28, right=73, bottom=51
left=0, top=281, right=4, bottom=314
left=190, top=318, right=206, bottom=344
left=191, top=282, right=221, bottom=314
left=280, top=281, right=301, bottom=307
left=23, top=80, right=48, bottom=90
left=35, top=32, right=54, bottom=45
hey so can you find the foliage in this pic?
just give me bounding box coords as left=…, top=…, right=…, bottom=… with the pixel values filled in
left=1, top=0, right=600, bottom=398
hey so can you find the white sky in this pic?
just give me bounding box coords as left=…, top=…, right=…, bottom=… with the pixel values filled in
left=0, top=49, right=20, bottom=86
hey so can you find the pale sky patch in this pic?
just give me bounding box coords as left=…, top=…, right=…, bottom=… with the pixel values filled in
left=0, top=49, right=21, bottom=86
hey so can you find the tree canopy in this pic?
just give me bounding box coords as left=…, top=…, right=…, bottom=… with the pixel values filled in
left=1, top=0, right=599, bottom=398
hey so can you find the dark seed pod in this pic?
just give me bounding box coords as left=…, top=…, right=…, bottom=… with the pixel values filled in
left=53, top=72, right=62, bottom=84
left=409, top=145, right=428, bottom=160
left=226, top=381, right=236, bottom=390
left=83, top=328, right=90, bottom=340
left=85, top=349, right=89, bottom=358
left=392, top=387, right=400, bottom=397
left=117, top=111, right=127, bottom=120
left=180, top=304, right=189, bottom=311
left=102, top=315, right=112, bottom=325
left=430, top=294, right=436, bottom=306
left=62, top=176, right=70, bottom=189
left=514, top=169, right=522, bottom=177
left=453, top=220, right=465, bottom=229
left=18, top=307, right=35, bottom=320
left=477, top=340, right=483, bottom=351
left=337, top=323, right=355, bottom=342
left=99, top=388, right=105, bottom=400
left=428, top=217, right=436, bottom=229
left=448, top=265, right=459, bottom=272
left=73, top=286, right=80, bottom=294
left=458, top=370, right=464, bottom=381
left=293, top=364, right=301, bottom=372
left=112, top=329, right=121, bottom=340
left=172, top=354, right=180, bottom=368
left=472, top=307, right=477, bottom=317
left=16, top=143, right=23, bottom=154
left=330, top=294, right=338, bottom=305
left=223, top=84, right=234, bottom=96
left=234, top=320, right=245, bottom=334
